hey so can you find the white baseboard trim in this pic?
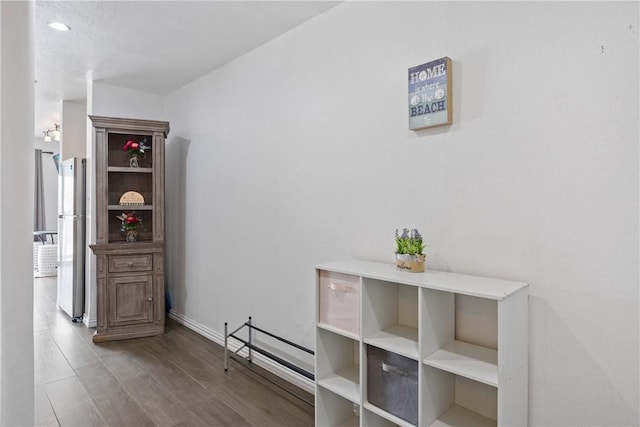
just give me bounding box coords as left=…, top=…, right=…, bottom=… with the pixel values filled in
left=168, top=309, right=315, bottom=395
left=83, top=314, right=97, bottom=328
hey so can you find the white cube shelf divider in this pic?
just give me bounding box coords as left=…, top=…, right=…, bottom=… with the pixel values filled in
left=315, top=259, right=528, bottom=427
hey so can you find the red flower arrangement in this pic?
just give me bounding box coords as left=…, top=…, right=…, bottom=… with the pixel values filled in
left=122, top=138, right=150, bottom=157
left=117, top=212, right=142, bottom=232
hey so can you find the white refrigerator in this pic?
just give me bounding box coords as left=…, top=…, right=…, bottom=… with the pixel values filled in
left=57, top=158, right=86, bottom=321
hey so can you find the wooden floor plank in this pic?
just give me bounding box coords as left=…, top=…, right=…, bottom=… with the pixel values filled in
left=34, top=384, right=59, bottom=427
left=92, top=391, right=156, bottom=427
left=99, top=351, right=149, bottom=383
left=50, top=326, right=102, bottom=370
left=34, top=276, right=314, bottom=427
left=54, top=400, right=107, bottom=427
left=188, top=396, right=253, bottom=427
left=120, top=372, right=196, bottom=427
left=75, top=363, right=125, bottom=399
left=139, top=338, right=230, bottom=392
left=43, top=376, right=92, bottom=413
left=34, top=337, right=77, bottom=385
left=213, top=367, right=314, bottom=427
left=144, top=360, right=216, bottom=408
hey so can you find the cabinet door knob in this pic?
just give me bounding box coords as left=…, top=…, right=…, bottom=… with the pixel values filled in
left=148, top=296, right=153, bottom=301
left=127, top=261, right=133, bottom=267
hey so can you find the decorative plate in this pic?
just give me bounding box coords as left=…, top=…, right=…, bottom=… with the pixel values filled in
left=119, top=191, right=145, bottom=206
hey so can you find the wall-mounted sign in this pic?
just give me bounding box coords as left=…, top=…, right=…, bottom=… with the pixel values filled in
left=408, top=57, right=452, bottom=130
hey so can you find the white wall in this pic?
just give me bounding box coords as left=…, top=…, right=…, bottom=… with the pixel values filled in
left=91, top=82, right=167, bottom=121
left=61, top=100, right=86, bottom=160
left=34, top=137, right=59, bottom=231
left=0, top=1, right=35, bottom=424
left=165, top=2, right=638, bottom=425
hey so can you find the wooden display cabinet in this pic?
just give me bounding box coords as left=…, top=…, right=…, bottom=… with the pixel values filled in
left=89, top=115, right=169, bottom=343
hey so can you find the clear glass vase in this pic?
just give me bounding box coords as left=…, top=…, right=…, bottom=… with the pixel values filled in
left=129, top=154, right=139, bottom=168
left=125, top=230, right=138, bottom=242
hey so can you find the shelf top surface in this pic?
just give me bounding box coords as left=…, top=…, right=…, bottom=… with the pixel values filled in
left=365, top=325, right=419, bottom=360
left=317, top=365, right=360, bottom=404
left=316, top=259, right=527, bottom=300
left=108, top=205, right=153, bottom=210
left=108, top=166, right=153, bottom=173
left=423, top=340, right=498, bottom=387
left=317, top=323, right=360, bottom=341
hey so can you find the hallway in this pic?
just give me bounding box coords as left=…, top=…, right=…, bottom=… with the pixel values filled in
left=33, top=276, right=314, bottom=426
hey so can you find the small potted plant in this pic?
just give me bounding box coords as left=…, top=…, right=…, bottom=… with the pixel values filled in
left=395, top=228, right=426, bottom=272
left=123, top=138, right=150, bottom=168
left=117, top=211, right=142, bottom=242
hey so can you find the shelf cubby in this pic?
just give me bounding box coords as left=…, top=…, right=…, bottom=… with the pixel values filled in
left=316, top=387, right=360, bottom=427
left=316, top=328, right=360, bottom=404
left=420, top=288, right=498, bottom=387
left=108, top=171, right=153, bottom=206
left=362, top=278, right=419, bottom=360
left=107, top=132, right=154, bottom=169
left=107, top=210, right=153, bottom=243
left=422, top=364, right=497, bottom=426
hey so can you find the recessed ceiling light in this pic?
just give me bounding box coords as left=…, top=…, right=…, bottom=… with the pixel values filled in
left=47, top=22, right=70, bottom=32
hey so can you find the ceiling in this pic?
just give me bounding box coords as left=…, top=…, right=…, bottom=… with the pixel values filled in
left=34, top=1, right=339, bottom=138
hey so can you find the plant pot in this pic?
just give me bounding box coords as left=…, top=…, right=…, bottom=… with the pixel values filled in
left=395, top=253, right=425, bottom=273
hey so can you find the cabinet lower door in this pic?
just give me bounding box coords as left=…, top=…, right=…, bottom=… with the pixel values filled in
left=108, top=274, right=154, bottom=327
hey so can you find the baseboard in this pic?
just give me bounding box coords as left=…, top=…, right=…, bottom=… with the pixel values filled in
left=83, top=314, right=97, bottom=328
left=168, top=309, right=315, bottom=395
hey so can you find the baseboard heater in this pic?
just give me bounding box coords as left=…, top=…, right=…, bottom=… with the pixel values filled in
left=224, top=316, right=315, bottom=397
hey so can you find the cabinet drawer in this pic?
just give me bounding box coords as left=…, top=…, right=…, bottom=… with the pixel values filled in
left=108, top=255, right=153, bottom=273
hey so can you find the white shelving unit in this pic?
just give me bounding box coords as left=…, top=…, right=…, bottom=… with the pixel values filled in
left=315, top=259, right=528, bottom=427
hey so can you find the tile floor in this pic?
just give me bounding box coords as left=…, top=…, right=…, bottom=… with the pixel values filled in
left=34, top=276, right=314, bottom=426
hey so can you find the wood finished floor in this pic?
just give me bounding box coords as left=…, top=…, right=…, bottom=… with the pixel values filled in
left=34, top=276, right=314, bottom=427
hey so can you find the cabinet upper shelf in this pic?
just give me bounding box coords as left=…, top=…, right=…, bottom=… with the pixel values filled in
left=108, top=167, right=153, bottom=173
left=108, top=205, right=153, bottom=211
left=316, top=259, right=527, bottom=300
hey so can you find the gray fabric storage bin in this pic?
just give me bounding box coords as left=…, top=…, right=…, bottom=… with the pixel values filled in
left=367, top=345, right=419, bottom=425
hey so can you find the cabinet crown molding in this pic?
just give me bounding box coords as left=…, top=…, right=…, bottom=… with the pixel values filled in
left=89, top=115, right=170, bottom=137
